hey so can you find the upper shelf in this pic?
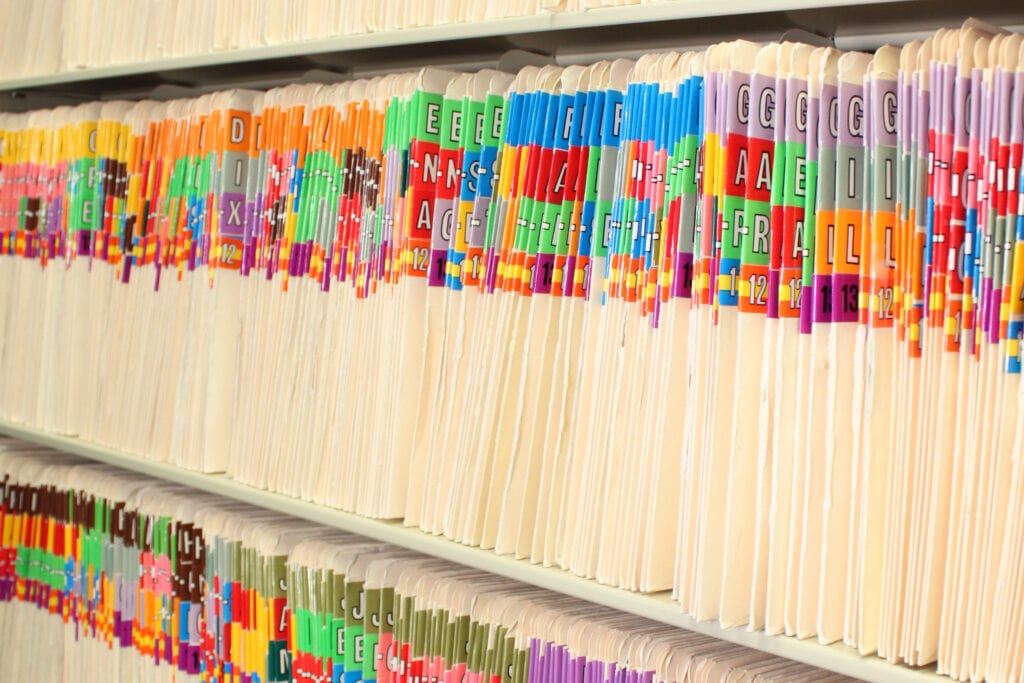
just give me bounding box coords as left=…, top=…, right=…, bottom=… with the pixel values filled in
left=0, top=419, right=945, bottom=683
left=3, top=0, right=1023, bottom=111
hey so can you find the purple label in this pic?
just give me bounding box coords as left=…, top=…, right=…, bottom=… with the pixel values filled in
left=786, top=77, right=809, bottom=143
left=541, top=642, right=553, bottom=683
left=570, top=656, right=585, bottom=683
left=485, top=247, right=499, bottom=293
left=871, top=79, right=898, bottom=149
left=120, top=615, right=133, bottom=647
left=337, top=246, right=349, bottom=282
left=767, top=269, right=781, bottom=319
left=831, top=272, right=859, bottom=323
left=748, top=72, right=777, bottom=140
left=939, top=64, right=955, bottom=134
left=979, top=278, right=993, bottom=337
left=529, top=639, right=541, bottom=683
left=532, top=252, right=555, bottom=294
left=247, top=198, right=260, bottom=242
left=820, top=85, right=839, bottom=149
left=376, top=240, right=390, bottom=281
left=674, top=252, right=693, bottom=298
left=725, top=70, right=748, bottom=137
left=300, top=241, right=311, bottom=277
left=48, top=197, right=63, bottom=235
left=221, top=192, right=246, bottom=238
left=838, top=84, right=864, bottom=148
left=428, top=248, right=447, bottom=287
left=988, top=283, right=1000, bottom=345
left=953, top=75, right=970, bottom=147
left=467, top=203, right=488, bottom=248
left=288, top=242, right=301, bottom=277
left=187, top=232, right=198, bottom=271
left=1012, top=71, right=1024, bottom=143
left=322, top=255, right=333, bottom=292
left=180, top=644, right=201, bottom=674
left=77, top=230, right=91, bottom=255
left=563, top=254, right=577, bottom=292
left=240, top=235, right=254, bottom=276
left=900, top=79, right=913, bottom=155
left=978, top=70, right=991, bottom=167
left=177, top=643, right=188, bottom=671
left=813, top=273, right=833, bottom=324
left=432, top=198, right=456, bottom=251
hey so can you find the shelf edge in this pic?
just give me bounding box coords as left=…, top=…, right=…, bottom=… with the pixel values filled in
left=0, top=420, right=949, bottom=683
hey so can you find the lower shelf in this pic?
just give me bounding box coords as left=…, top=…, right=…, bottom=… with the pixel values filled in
left=0, top=419, right=945, bottom=683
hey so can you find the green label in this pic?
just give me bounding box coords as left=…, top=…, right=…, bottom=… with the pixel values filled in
left=267, top=640, right=291, bottom=682
left=414, top=91, right=446, bottom=142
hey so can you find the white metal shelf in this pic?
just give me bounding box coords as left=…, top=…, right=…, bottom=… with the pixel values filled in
left=0, top=419, right=944, bottom=683
left=3, top=0, right=1021, bottom=112
left=0, top=0, right=912, bottom=92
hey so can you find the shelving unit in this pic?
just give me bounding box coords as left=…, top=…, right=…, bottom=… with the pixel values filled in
left=5, top=2, right=1024, bottom=680
left=0, top=419, right=942, bottom=683
left=3, top=0, right=1022, bottom=110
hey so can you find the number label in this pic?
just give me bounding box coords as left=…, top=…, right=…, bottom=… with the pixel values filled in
left=789, top=278, right=802, bottom=308
left=748, top=274, right=767, bottom=306
left=840, top=283, right=858, bottom=314
left=412, top=247, right=429, bottom=272
left=877, top=286, right=894, bottom=319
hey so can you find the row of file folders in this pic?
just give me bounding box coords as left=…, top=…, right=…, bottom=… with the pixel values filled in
left=0, top=442, right=849, bottom=683
left=1, top=17, right=1024, bottom=682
